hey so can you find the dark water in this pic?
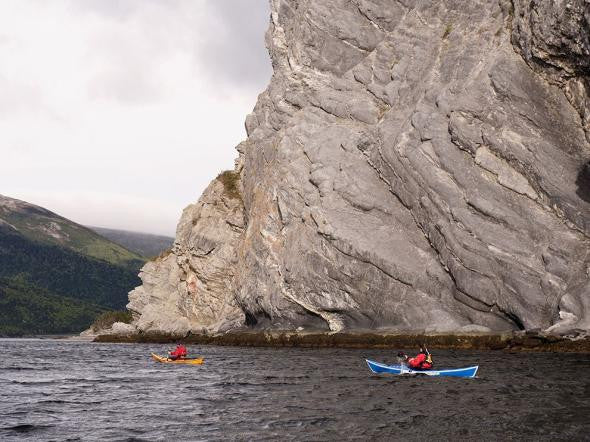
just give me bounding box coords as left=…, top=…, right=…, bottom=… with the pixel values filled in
left=1, top=339, right=589, bottom=441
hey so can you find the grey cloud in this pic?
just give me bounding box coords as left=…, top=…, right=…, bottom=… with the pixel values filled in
left=70, top=0, right=138, bottom=20
left=68, top=0, right=179, bottom=20
left=80, top=7, right=190, bottom=105
left=87, top=67, right=161, bottom=104
left=0, top=74, right=55, bottom=118
left=197, top=0, right=272, bottom=92
left=73, top=1, right=271, bottom=101
left=1, top=1, right=271, bottom=235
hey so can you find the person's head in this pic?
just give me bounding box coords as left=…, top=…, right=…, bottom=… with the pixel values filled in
left=397, top=351, right=406, bottom=359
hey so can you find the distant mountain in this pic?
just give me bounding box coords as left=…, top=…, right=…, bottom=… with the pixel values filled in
left=89, top=226, right=174, bottom=259
left=0, top=195, right=145, bottom=336
left=0, top=195, right=144, bottom=269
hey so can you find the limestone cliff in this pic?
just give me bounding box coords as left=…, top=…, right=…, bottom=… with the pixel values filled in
left=127, top=0, right=590, bottom=336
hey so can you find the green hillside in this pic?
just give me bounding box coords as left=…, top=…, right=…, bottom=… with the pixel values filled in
left=0, top=277, right=107, bottom=336
left=0, top=195, right=144, bottom=336
left=0, top=227, right=140, bottom=308
left=0, top=195, right=144, bottom=270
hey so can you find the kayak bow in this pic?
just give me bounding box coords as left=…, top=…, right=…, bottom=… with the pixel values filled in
left=151, top=353, right=204, bottom=365
left=366, top=359, right=478, bottom=378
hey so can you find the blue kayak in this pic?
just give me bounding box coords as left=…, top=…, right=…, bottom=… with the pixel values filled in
left=366, top=359, right=478, bottom=378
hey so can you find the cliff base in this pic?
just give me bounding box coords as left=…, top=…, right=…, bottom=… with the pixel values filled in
left=95, top=330, right=590, bottom=353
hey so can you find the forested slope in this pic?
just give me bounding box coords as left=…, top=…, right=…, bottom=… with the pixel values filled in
left=0, top=196, right=143, bottom=336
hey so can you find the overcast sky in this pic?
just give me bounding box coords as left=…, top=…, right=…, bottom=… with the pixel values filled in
left=0, top=0, right=271, bottom=236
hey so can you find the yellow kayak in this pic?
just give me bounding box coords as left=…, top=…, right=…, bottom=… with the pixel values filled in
left=151, top=353, right=204, bottom=365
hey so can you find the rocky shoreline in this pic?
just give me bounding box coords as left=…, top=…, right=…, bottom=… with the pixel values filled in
left=94, top=330, right=590, bottom=353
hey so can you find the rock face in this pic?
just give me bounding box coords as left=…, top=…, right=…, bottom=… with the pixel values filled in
left=128, top=176, right=246, bottom=335
left=128, top=0, right=590, bottom=336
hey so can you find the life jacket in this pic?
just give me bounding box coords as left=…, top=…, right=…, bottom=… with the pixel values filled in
left=170, top=345, right=187, bottom=358
left=408, top=352, right=433, bottom=370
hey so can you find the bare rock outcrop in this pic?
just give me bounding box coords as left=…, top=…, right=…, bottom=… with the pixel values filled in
left=127, top=0, right=590, bottom=336
left=128, top=176, right=245, bottom=334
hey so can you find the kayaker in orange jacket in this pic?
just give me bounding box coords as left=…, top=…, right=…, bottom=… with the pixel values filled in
left=398, top=345, right=433, bottom=370
left=168, top=343, right=187, bottom=361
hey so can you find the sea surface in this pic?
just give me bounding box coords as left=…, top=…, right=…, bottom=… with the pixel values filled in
left=1, top=339, right=589, bottom=441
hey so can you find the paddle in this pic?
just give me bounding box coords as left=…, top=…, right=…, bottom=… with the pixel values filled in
left=423, top=344, right=433, bottom=366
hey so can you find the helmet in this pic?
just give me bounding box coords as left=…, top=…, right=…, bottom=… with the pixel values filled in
left=397, top=351, right=406, bottom=357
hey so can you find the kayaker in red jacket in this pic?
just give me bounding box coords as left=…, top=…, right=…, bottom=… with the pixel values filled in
left=398, top=345, right=433, bottom=370
left=168, top=344, right=187, bottom=361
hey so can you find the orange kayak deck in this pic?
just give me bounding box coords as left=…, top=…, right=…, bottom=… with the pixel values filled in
left=151, top=353, right=204, bottom=365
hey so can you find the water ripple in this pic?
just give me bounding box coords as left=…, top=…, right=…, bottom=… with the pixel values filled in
left=0, top=339, right=589, bottom=440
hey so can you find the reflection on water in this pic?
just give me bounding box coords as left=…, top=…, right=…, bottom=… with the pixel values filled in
left=0, top=339, right=589, bottom=440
